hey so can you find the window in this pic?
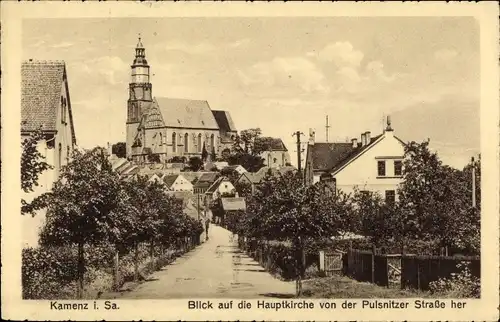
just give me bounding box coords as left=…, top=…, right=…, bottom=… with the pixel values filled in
left=377, top=160, right=386, bottom=176
left=172, top=133, right=176, bottom=152
left=66, top=145, right=70, bottom=162
left=184, top=133, right=189, bottom=153
left=210, top=134, right=215, bottom=150
left=385, top=190, right=395, bottom=205
left=61, top=96, right=67, bottom=124
left=394, top=160, right=402, bottom=176
left=273, top=158, right=277, bottom=164
left=198, top=133, right=202, bottom=152
left=159, top=133, right=163, bottom=146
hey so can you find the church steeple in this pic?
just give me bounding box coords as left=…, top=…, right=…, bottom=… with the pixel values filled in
left=131, top=35, right=150, bottom=84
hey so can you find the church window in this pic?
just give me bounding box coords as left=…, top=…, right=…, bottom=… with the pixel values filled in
left=210, top=134, right=215, bottom=150
left=198, top=134, right=202, bottom=152
left=184, top=133, right=189, bottom=153
left=172, top=133, right=176, bottom=152
left=66, top=145, right=70, bottom=163
left=159, top=133, right=163, bottom=146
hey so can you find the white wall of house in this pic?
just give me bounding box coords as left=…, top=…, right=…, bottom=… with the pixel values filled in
left=170, top=175, right=194, bottom=192
left=332, top=131, right=404, bottom=200
left=22, top=80, right=75, bottom=248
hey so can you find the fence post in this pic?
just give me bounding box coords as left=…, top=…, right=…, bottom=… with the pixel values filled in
left=319, top=251, right=325, bottom=276
left=371, top=245, right=376, bottom=283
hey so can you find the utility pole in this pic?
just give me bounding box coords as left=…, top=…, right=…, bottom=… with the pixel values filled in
left=197, top=193, right=201, bottom=220
left=325, top=115, right=330, bottom=143
left=292, top=131, right=305, bottom=173
left=471, top=156, right=476, bottom=208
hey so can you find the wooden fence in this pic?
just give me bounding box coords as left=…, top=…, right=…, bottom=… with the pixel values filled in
left=340, top=248, right=480, bottom=291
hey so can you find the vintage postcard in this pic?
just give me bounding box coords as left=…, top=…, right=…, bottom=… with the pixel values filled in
left=1, top=1, right=499, bottom=321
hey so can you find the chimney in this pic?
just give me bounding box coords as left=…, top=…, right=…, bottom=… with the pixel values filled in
left=361, top=133, right=366, bottom=147
left=308, top=128, right=315, bottom=145
left=365, top=131, right=371, bottom=144
left=351, top=138, right=358, bottom=148
left=386, top=115, right=393, bottom=132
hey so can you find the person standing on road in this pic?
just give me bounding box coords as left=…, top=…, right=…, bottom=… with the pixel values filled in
left=205, top=217, right=210, bottom=241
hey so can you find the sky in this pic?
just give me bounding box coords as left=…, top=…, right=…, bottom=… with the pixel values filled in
left=22, top=17, right=480, bottom=169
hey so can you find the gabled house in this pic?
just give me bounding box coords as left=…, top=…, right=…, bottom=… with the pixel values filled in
left=21, top=60, right=77, bottom=247
left=193, top=172, right=220, bottom=194
left=304, top=117, right=406, bottom=203
left=257, top=137, right=291, bottom=168
left=163, top=174, right=194, bottom=192
left=212, top=197, right=247, bottom=225
left=205, top=176, right=236, bottom=202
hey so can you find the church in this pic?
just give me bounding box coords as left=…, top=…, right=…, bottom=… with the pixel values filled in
left=126, top=38, right=238, bottom=163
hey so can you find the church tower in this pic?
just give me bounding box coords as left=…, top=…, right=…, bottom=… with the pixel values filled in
left=126, top=36, right=153, bottom=159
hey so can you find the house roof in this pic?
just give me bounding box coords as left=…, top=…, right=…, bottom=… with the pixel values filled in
left=212, top=110, right=237, bottom=133
left=197, top=172, right=219, bottom=183
left=309, top=133, right=405, bottom=174
left=256, top=137, right=288, bottom=151
left=221, top=197, right=246, bottom=211
left=163, top=174, right=179, bottom=187
left=154, top=97, right=219, bottom=130
left=21, top=60, right=76, bottom=144
left=206, top=177, right=225, bottom=193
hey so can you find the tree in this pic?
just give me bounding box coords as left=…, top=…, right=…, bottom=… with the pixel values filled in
left=147, top=152, right=160, bottom=163
left=233, top=128, right=262, bottom=154
left=210, top=145, right=217, bottom=162
left=111, top=142, right=126, bottom=158
left=21, top=128, right=54, bottom=216
left=201, top=142, right=208, bottom=162
left=227, top=153, right=265, bottom=172
left=254, top=136, right=275, bottom=155
left=37, top=147, right=123, bottom=298
left=235, top=180, right=252, bottom=198
left=187, top=157, right=203, bottom=172
left=397, top=140, right=480, bottom=254
left=242, top=171, right=349, bottom=295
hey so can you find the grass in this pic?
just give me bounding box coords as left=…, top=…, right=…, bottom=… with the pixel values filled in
left=302, top=274, right=431, bottom=298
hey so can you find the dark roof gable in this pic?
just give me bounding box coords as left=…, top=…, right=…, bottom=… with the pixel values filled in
left=310, top=134, right=384, bottom=173
left=212, top=110, right=237, bottom=133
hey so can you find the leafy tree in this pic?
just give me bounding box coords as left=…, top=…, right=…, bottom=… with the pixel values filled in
left=201, top=142, right=208, bottom=162
left=233, top=128, right=262, bottom=154
left=21, top=128, right=54, bottom=215
left=111, top=142, right=126, bottom=158
left=254, top=136, right=276, bottom=155
left=351, top=189, right=400, bottom=247
left=235, top=180, right=252, bottom=198
left=227, top=153, right=265, bottom=172
left=147, top=152, right=161, bottom=163
left=398, top=140, right=480, bottom=254
left=187, top=157, right=203, bottom=172
left=242, top=171, right=348, bottom=295
left=37, top=147, right=123, bottom=298
left=210, top=145, right=217, bottom=162
left=169, top=156, right=186, bottom=163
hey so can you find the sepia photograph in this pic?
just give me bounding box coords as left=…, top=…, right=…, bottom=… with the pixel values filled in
left=2, top=1, right=499, bottom=321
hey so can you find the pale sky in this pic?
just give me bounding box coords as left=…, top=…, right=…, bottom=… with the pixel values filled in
left=22, top=17, right=480, bottom=169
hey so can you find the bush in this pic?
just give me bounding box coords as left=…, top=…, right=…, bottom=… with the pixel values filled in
left=22, top=246, right=79, bottom=299
left=428, top=262, right=480, bottom=298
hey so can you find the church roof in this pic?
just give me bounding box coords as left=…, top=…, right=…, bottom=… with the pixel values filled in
left=212, top=110, right=237, bottom=133
left=154, top=97, right=219, bottom=130
left=21, top=60, right=76, bottom=144
left=256, top=137, right=288, bottom=151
